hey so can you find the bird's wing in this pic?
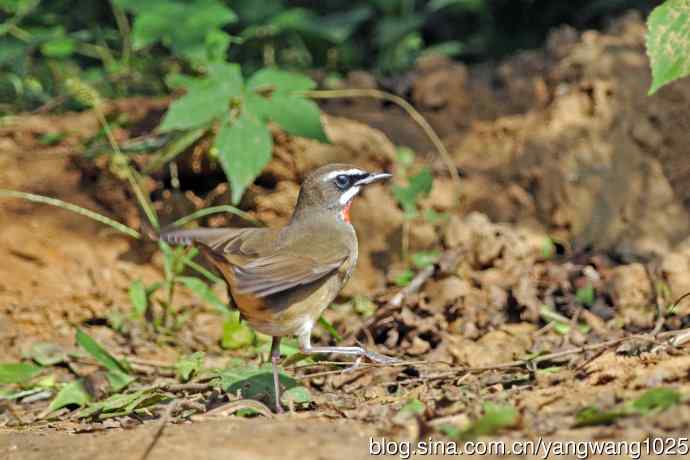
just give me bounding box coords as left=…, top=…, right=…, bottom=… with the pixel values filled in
left=160, top=227, right=271, bottom=258
left=232, top=251, right=346, bottom=297
left=161, top=226, right=350, bottom=297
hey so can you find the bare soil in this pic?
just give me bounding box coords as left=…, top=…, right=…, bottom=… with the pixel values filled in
left=2, top=12, right=690, bottom=460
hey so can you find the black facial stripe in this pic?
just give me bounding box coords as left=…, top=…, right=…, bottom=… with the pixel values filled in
left=333, top=173, right=365, bottom=190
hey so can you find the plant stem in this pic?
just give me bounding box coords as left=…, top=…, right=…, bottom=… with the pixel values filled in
left=110, top=0, right=132, bottom=68
left=93, top=107, right=160, bottom=230
left=183, top=258, right=222, bottom=284
left=142, top=128, right=206, bottom=174
left=0, top=189, right=140, bottom=239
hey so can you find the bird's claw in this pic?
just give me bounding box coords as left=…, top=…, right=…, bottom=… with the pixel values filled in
left=364, top=350, right=400, bottom=365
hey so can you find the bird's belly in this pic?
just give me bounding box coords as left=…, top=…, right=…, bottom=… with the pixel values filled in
left=233, top=274, right=341, bottom=337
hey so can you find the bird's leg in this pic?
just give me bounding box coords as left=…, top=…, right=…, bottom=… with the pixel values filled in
left=298, top=332, right=399, bottom=372
left=270, top=336, right=284, bottom=414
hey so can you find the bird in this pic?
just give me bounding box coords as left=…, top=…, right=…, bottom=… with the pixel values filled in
left=161, top=163, right=398, bottom=412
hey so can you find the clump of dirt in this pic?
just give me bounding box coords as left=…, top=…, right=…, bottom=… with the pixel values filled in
left=453, top=13, right=690, bottom=262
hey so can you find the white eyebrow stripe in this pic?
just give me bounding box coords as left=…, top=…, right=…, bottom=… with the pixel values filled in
left=338, top=185, right=361, bottom=205
left=322, top=169, right=367, bottom=181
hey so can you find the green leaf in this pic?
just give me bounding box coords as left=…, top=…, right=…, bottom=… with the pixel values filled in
left=375, top=14, right=425, bottom=48
left=574, top=406, right=624, bottom=427
left=459, top=402, right=518, bottom=439
left=129, top=279, right=148, bottom=318
left=541, top=237, right=556, bottom=259
left=256, top=337, right=301, bottom=359
left=214, top=110, right=273, bottom=204
left=49, top=380, right=89, bottom=412
left=576, top=284, right=595, bottom=307
left=400, top=398, right=425, bottom=415
left=38, top=131, right=66, bottom=146
left=106, top=369, right=135, bottom=392
left=250, top=95, right=328, bottom=143
left=352, top=296, right=376, bottom=318
left=0, top=362, right=42, bottom=384
left=395, top=146, right=415, bottom=167
left=629, top=388, right=681, bottom=414
left=266, top=7, right=371, bottom=43
left=439, top=423, right=462, bottom=438
left=281, top=385, right=312, bottom=406
left=120, top=0, right=237, bottom=63
left=394, top=269, right=414, bottom=287
left=247, top=68, right=316, bottom=94
left=25, top=342, right=66, bottom=367
left=245, top=69, right=328, bottom=143
left=317, top=316, right=343, bottom=341
left=217, top=364, right=297, bottom=408
left=175, top=352, right=205, bottom=382
left=75, top=329, right=128, bottom=374
left=222, top=312, right=255, bottom=350
left=393, top=168, right=433, bottom=216
left=159, top=63, right=243, bottom=132
left=177, top=276, right=226, bottom=312
left=646, top=0, right=690, bottom=94
left=78, top=389, right=168, bottom=419
left=40, top=37, right=76, bottom=58
left=573, top=388, right=681, bottom=428
left=411, top=250, right=440, bottom=269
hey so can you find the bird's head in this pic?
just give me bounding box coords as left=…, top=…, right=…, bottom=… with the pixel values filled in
left=292, top=163, right=392, bottom=223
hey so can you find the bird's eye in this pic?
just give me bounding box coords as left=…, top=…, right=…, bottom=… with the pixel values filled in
left=334, top=174, right=350, bottom=190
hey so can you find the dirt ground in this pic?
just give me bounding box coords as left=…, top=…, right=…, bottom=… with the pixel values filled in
left=2, top=12, right=690, bottom=460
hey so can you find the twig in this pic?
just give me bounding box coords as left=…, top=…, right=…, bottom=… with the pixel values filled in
left=572, top=346, right=611, bottom=373
left=194, top=399, right=273, bottom=419
left=302, top=89, right=461, bottom=194
left=124, top=357, right=176, bottom=368
left=139, top=400, right=179, bottom=460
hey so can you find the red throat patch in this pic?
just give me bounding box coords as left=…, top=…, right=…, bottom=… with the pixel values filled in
left=341, top=202, right=352, bottom=223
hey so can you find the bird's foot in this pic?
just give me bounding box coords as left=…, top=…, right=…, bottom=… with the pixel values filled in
left=363, top=350, right=400, bottom=365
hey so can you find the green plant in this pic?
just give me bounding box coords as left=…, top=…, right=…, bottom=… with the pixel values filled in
left=159, top=64, right=328, bottom=204
left=574, top=388, right=682, bottom=427
left=113, top=0, right=237, bottom=67
left=646, top=0, right=690, bottom=94
left=441, top=401, right=519, bottom=440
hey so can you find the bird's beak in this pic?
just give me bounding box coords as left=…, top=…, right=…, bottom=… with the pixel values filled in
left=355, top=172, right=392, bottom=186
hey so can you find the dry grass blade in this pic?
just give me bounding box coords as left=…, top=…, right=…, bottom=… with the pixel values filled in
left=302, top=89, right=461, bottom=195
left=0, top=189, right=141, bottom=239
